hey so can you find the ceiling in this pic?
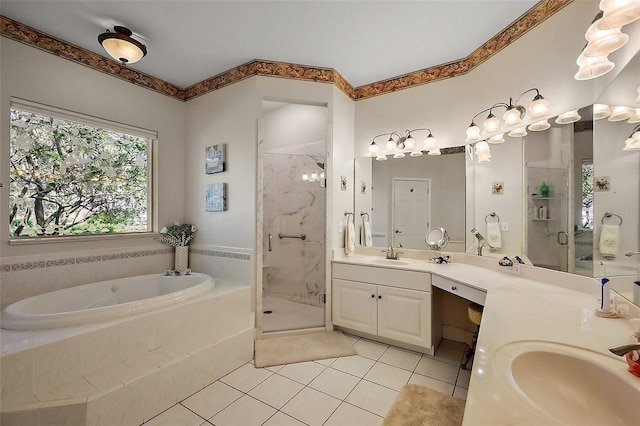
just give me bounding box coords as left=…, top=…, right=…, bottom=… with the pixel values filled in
left=0, top=1, right=539, bottom=89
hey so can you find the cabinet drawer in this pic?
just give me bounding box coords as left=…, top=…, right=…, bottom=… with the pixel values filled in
left=332, top=262, right=431, bottom=291
left=432, top=275, right=486, bottom=305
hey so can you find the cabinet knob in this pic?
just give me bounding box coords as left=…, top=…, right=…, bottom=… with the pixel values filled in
left=451, top=286, right=457, bottom=291
left=371, top=294, right=375, bottom=298
left=378, top=295, right=382, bottom=299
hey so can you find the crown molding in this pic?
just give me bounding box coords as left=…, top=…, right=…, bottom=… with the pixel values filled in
left=0, top=0, right=572, bottom=102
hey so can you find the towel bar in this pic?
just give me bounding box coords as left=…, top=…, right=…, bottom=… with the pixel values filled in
left=278, top=233, right=307, bottom=240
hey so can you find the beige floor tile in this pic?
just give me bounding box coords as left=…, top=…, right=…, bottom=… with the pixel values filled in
left=281, top=387, right=341, bottom=426
left=314, top=357, right=337, bottom=366
left=209, top=395, right=276, bottom=426
left=144, top=404, right=204, bottom=426
left=434, top=340, right=467, bottom=365
left=308, top=367, right=361, bottom=400
left=181, top=381, right=242, bottom=419
left=262, top=411, right=306, bottom=426
left=324, top=402, right=384, bottom=426
left=276, top=361, right=326, bottom=385
left=454, top=386, right=468, bottom=400
left=364, top=362, right=412, bottom=391
left=408, top=373, right=455, bottom=396
left=379, top=346, right=422, bottom=371
left=219, top=362, right=273, bottom=392
left=414, top=356, right=459, bottom=384
left=353, top=339, right=389, bottom=360
left=248, top=374, right=304, bottom=409
left=330, top=355, right=375, bottom=378
left=345, top=380, right=398, bottom=417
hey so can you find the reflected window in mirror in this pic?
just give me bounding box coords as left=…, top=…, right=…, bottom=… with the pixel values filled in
left=581, top=160, right=594, bottom=230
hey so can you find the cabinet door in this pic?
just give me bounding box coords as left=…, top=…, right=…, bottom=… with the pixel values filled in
left=332, top=279, right=377, bottom=335
left=377, top=286, right=431, bottom=348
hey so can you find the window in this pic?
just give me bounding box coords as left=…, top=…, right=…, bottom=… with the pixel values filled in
left=581, top=160, right=594, bottom=229
left=9, top=100, right=154, bottom=239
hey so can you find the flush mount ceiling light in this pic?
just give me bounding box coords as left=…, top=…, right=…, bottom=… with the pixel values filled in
left=98, top=26, right=147, bottom=65
left=369, top=128, right=439, bottom=160
left=465, top=88, right=551, bottom=143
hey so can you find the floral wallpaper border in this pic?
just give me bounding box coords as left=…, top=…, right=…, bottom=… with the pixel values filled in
left=0, top=0, right=571, bottom=102
left=0, top=246, right=249, bottom=273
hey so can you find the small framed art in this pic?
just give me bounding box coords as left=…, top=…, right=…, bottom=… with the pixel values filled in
left=206, top=183, right=226, bottom=212
left=205, top=144, right=226, bottom=174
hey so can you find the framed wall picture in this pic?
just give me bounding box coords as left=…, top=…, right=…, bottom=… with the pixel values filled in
left=205, top=144, right=226, bottom=174
left=206, top=183, right=226, bottom=212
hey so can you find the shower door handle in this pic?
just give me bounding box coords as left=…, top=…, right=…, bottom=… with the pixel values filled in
left=268, top=233, right=273, bottom=251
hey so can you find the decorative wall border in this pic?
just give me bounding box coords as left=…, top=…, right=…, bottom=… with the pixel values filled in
left=0, top=245, right=251, bottom=273
left=0, top=0, right=572, bottom=102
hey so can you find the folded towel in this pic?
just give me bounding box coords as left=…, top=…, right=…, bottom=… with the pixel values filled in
left=344, top=217, right=355, bottom=255
left=599, top=224, right=620, bottom=258
left=363, top=222, right=373, bottom=247
left=486, top=222, right=502, bottom=249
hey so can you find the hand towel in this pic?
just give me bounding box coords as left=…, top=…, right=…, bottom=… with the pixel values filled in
left=344, top=217, right=355, bottom=255
left=486, top=222, right=502, bottom=249
left=599, top=223, right=620, bottom=258
left=363, top=221, right=373, bottom=247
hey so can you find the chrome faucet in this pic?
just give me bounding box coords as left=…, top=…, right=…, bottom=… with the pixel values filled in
left=609, top=342, right=640, bottom=356
left=626, top=252, right=640, bottom=257
left=382, top=246, right=403, bottom=260
left=470, top=228, right=493, bottom=256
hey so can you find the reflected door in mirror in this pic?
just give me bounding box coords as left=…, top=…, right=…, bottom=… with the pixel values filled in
left=392, top=178, right=430, bottom=249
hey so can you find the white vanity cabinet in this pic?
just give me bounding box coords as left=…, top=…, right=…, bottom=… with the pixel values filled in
left=332, top=262, right=434, bottom=352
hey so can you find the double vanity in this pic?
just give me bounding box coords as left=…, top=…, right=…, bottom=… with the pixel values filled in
left=331, top=250, right=640, bottom=425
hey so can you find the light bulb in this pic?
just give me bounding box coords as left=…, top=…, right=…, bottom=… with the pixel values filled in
left=368, top=141, right=379, bottom=156
left=598, top=0, right=640, bottom=30
left=483, top=113, right=500, bottom=133
left=556, top=110, right=581, bottom=124
left=302, top=173, right=309, bottom=181
left=466, top=123, right=481, bottom=142
left=528, top=94, right=550, bottom=119
left=310, top=172, right=318, bottom=181
left=528, top=119, right=551, bottom=132
left=503, top=106, right=523, bottom=127
left=508, top=127, right=528, bottom=137
left=608, top=105, right=632, bottom=121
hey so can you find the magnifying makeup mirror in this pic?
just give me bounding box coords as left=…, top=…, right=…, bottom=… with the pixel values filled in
left=426, top=227, right=449, bottom=250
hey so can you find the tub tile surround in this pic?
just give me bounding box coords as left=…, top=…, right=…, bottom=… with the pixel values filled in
left=263, top=143, right=326, bottom=307
left=332, top=250, right=640, bottom=424
left=0, top=281, right=254, bottom=426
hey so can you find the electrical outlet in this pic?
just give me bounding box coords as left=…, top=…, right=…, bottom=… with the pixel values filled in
left=503, top=265, right=520, bottom=275
left=501, top=221, right=509, bottom=232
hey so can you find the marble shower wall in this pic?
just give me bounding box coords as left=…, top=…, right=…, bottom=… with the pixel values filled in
left=263, top=142, right=326, bottom=307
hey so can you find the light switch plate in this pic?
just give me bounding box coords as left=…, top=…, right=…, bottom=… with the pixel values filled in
left=501, top=222, right=509, bottom=232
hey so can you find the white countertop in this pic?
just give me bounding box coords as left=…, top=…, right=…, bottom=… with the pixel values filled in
left=332, top=251, right=640, bottom=425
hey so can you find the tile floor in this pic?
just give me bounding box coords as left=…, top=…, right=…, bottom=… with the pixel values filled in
left=142, top=336, right=470, bottom=426
left=261, top=297, right=325, bottom=333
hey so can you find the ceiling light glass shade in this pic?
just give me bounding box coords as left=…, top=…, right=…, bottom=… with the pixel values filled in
left=608, top=105, right=633, bottom=121
left=575, top=54, right=615, bottom=80
left=483, top=113, right=501, bottom=133
left=477, top=151, right=492, bottom=163
left=528, top=95, right=550, bottom=119
left=593, top=104, right=612, bottom=119
left=628, top=108, right=640, bottom=123
left=427, top=148, right=442, bottom=156
left=623, top=137, right=640, bottom=150
left=385, top=138, right=396, bottom=151
left=598, top=0, right=640, bottom=30
left=475, top=141, right=490, bottom=155
left=488, top=133, right=505, bottom=144
left=393, top=152, right=405, bottom=159
left=376, top=154, right=388, bottom=161
left=503, top=106, right=523, bottom=127
left=310, top=172, right=318, bottom=181
left=508, top=127, right=528, bottom=137
left=556, top=110, right=581, bottom=124
left=583, top=27, right=629, bottom=57
left=466, top=123, right=482, bottom=143
left=528, top=119, right=551, bottom=132
left=404, top=135, right=416, bottom=150
left=98, top=26, right=147, bottom=64
left=410, top=150, right=424, bottom=157
left=368, top=141, right=379, bottom=156
left=423, top=134, right=438, bottom=151
left=632, top=130, right=640, bottom=140
left=302, top=173, right=309, bottom=181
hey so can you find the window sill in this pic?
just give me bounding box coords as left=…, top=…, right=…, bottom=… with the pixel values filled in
left=8, top=232, right=158, bottom=246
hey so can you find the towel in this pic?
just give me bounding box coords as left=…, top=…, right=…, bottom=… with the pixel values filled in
left=363, top=222, right=373, bottom=247
left=344, top=217, right=355, bottom=255
left=599, top=224, right=620, bottom=258
left=486, top=222, right=502, bottom=249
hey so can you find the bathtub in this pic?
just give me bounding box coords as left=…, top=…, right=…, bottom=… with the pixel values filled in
left=0, top=272, right=214, bottom=330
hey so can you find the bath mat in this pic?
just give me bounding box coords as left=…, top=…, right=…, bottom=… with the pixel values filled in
left=254, top=331, right=356, bottom=368
left=383, top=384, right=466, bottom=426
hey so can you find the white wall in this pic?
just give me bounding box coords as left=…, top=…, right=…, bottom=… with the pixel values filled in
left=0, top=37, right=186, bottom=258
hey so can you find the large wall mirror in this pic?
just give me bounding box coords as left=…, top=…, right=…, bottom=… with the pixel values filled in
left=354, top=149, right=466, bottom=252
left=467, top=49, right=639, bottom=303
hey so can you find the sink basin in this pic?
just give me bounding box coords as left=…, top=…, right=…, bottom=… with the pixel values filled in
left=369, top=259, right=411, bottom=266
left=493, top=341, right=639, bottom=425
